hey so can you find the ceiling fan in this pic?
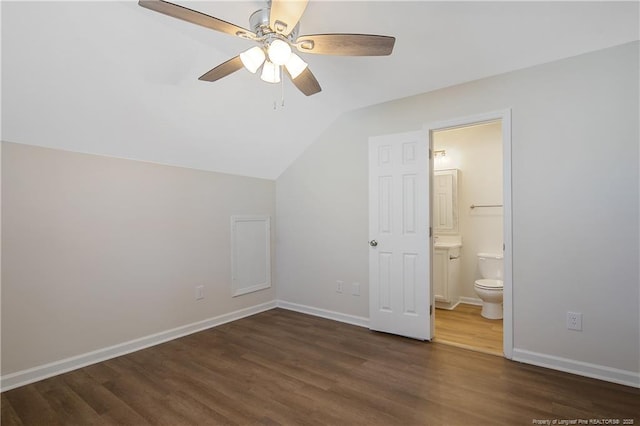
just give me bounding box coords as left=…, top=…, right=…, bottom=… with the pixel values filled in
left=138, top=0, right=396, bottom=96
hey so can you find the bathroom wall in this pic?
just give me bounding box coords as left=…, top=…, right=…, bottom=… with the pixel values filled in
left=433, top=122, right=503, bottom=300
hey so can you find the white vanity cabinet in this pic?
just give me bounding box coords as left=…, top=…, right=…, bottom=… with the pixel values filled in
left=434, top=244, right=461, bottom=310
left=433, top=169, right=461, bottom=310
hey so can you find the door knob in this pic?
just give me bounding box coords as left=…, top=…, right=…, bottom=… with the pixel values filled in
left=369, top=240, right=378, bottom=247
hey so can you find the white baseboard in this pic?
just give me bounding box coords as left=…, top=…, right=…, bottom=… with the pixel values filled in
left=435, top=300, right=461, bottom=310
left=276, top=300, right=369, bottom=328
left=275, top=301, right=640, bottom=388
left=5, top=299, right=637, bottom=392
left=512, top=348, right=640, bottom=388
left=0, top=301, right=277, bottom=392
left=458, top=297, right=483, bottom=306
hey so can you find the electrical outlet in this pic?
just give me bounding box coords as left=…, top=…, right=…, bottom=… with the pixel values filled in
left=352, top=282, right=360, bottom=296
left=336, top=280, right=344, bottom=293
left=195, top=285, right=204, bottom=300
left=567, top=311, right=582, bottom=331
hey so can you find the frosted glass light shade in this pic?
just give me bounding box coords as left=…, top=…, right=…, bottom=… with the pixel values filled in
left=240, top=46, right=265, bottom=74
left=285, top=53, right=308, bottom=79
left=260, top=60, right=280, bottom=83
left=267, top=39, right=292, bottom=66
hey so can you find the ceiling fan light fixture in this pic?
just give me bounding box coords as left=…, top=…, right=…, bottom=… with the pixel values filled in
left=240, top=46, right=266, bottom=73
left=139, top=0, right=397, bottom=97
left=260, top=60, right=281, bottom=83
left=285, top=53, right=308, bottom=79
left=267, top=39, right=292, bottom=66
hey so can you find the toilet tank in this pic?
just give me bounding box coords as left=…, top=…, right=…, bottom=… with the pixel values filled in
left=477, top=253, right=504, bottom=280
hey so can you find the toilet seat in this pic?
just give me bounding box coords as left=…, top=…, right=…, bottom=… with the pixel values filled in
left=475, top=279, right=503, bottom=290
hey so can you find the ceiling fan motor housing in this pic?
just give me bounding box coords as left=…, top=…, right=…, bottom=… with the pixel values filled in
left=249, top=7, right=299, bottom=41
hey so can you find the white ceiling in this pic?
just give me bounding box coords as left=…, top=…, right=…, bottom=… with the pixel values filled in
left=2, top=1, right=638, bottom=179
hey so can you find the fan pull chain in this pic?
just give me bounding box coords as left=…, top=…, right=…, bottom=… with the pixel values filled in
left=281, top=67, right=285, bottom=108
left=272, top=66, right=285, bottom=110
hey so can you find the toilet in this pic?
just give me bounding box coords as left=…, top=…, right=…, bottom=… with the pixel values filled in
left=474, top=253, right=504, bottom=320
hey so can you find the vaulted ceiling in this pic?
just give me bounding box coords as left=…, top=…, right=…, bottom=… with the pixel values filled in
left=2, top=1, right=638, bottom=179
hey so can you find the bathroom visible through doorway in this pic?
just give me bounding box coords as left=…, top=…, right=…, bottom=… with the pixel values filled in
left=428, top=116, right=510, bottom=357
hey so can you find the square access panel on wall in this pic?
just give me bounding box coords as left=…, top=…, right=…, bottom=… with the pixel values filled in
left=231, top=216, right=272, bottom=297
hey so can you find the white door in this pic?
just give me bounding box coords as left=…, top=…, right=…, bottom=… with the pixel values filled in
left=368, top=130, right=431, bottom=340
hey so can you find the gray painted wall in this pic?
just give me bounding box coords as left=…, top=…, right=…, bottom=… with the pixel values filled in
left=276, top=42, right=640, bottom=375
left=1, top=142, right=276, bottom=374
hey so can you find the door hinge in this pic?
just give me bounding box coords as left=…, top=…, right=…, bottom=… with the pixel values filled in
left=429, top=227, right=432, bottom=237
left=430, top=305, right=433, bottom=315
left=428, top=148, right=432, bottom=160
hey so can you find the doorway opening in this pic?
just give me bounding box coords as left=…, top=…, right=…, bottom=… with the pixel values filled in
left=426, top=111, right=512, bottom=358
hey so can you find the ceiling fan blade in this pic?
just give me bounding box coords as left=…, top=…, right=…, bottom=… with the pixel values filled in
left=198, top=56, right=244, bottom=82
left=269, top=0, right=309, bottom=36
left=285, top=67, right=321, bottom=96
left=138, top=0, right=256, bottom=39
left=295, top=34, right=395, bottom=56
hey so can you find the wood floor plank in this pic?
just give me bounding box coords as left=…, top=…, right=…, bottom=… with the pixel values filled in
left=60, top=369, right=150, bottom=425
left=2, top=308, right=639, bottom=425
left=34, top=376, right=107, bottom=426
left=160, top=370, right=256, bottom=424
left=81, top=362, right=122, bottom=385
left=0, top=394, right=25, bottom=426
left=435, top=303, right=503, bottom=355
left=2, top=382, right=69, bottom=426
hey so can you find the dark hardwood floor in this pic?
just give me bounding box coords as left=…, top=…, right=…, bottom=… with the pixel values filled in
left=2, top=308, right=639, bottom=425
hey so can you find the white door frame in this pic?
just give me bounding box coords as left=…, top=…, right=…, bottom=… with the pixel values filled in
left=424, top=109, right=513, bottom=359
